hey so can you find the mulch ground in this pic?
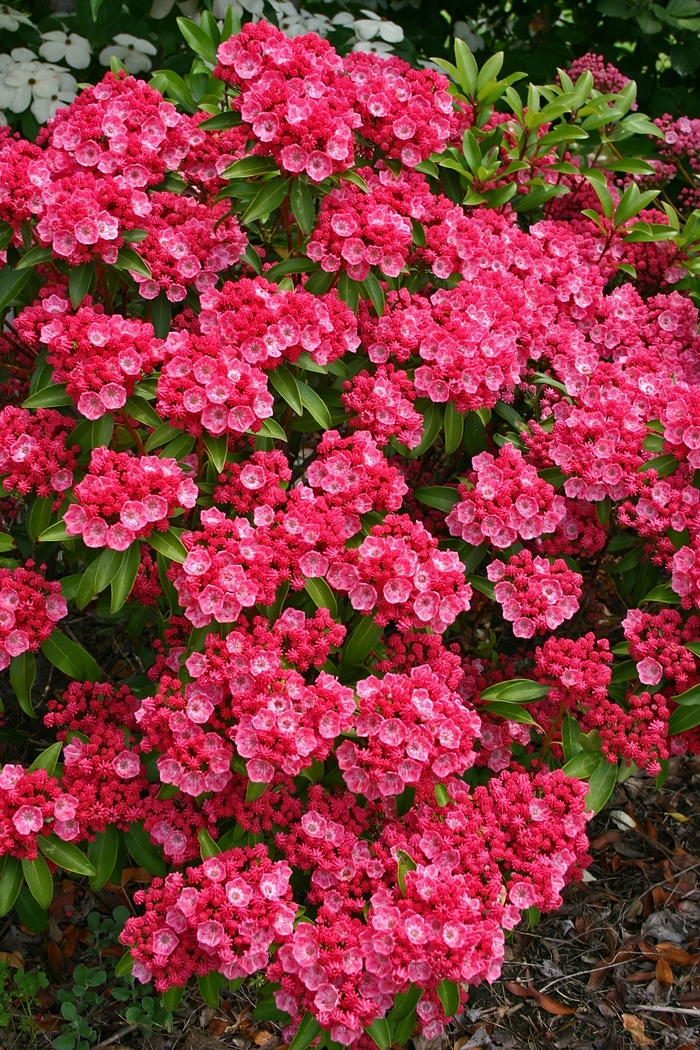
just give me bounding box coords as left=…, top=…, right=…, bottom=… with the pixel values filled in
left=1, top=758, right=699, bottom=1050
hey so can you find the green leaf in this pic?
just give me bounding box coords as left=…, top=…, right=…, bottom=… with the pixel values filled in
left=264, top=258, right=318, bottom=282
left=359, top=271, right=385, bottom=316
left=40, top=633, right=100, bottom=682
left=434, top=783, right=450, bottom=807
left=22, top=856, right=53, bottom=910
left=88, top=825, right=120, bottom=891
left=10, top=651, right=36, bottom=717
left=0, top=532, right=14, bottom=553
left=15, top=886, right=48, bottom=934
left=147, top=528, right=188, bottom=564
left=28, top=741, right=62, bottom=776
left=150, top=292, right=172, bottom=339
left=414, top=486, right=460, bottom=513
left=15, top=245, right=54, bottom=270
left=480, top=678, right=549, bottom=702
left=288, top=1012, right=322, bottom=1050
left=585, top=759, right=618, bottom=813
left=38, top=835, right=96, bottom=876
left=201, top=434, right=227, bottom=475
left=304, top=577, right=338, bottom=617
left=69, top=262, right=95, bottom=308
left=22, top=384, right=72, bottom=409
left=342, top=616, right=382, bottom=667
left=365, top=1017, right=391, bottom=1050
left=561, top=714, right=582, bottom=762
left=389, top=986, right=423, bottom=1033
left=161, top=985, right=185, bottom=1011
left=337, top=271, right=360, bottom=311
left=444, top=402, right=464, bottom=455
left=638, top=454, right=678, bottom=478
left=454, top=38, right=479, bottom=95
left=125, top=396, right=161, bottom=429
left=269, top=366, right=303, bottom=415
left=0, top=267, right=31, bottom=314
left=177, top=16, right=218, bottom=64
left=0, top=222, right=13, bottom=252
left=245, top=780, right=268, bottom=802
left=669, top=703, right=700, bottom=735
left=673, top=680, right=700, bottom=704
left=643, top=584, right=680, bottom=603
left=256, top=418, right=288, bottom=442
left=303, top=268, right=335, bottom=295
left=483, top=701, right=537, bottom=725
left=297, top=380, right=333, bottom=430
left=198, top=972, right=221, bottom=1009
left=198, top=828, right=221, bottom=859
left=222, top=156, right=280, bottom=179
left=27, top=496, right=54, bottom=543
left=0, top=856, right=22, bottom=917
left=242, top=178, right=291, bottom=224
left=290, top=177, right=315, bottom=234
left=111, top=542, right=141, bottom=613
left=468, top=575, right=496, bottom=600
left=114, top=950, right=134, bottom=978
left=199, top=110, right=242, bottom=130
left=436, top=978, right=461, bottom=1018
left=562, top=752, right=603, bottom=778
left=114, top=248, right=152, bottom=279
left=124, top=824, right=166, bottom=878
left=595, top=495, right=611, bottom=526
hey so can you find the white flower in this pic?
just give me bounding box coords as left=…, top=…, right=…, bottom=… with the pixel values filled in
left=353, top=9, right=404, bottom=44
left=39, top=31, right=91, bottom=70
left=0, top=49, right=76, bottom=122
left=0, top=5, right=33, bottom=32
left=150, top=0, right=200, bottom=19
left=352, top=39, right=397, bottom=55
left=212, top=0, right=264, bottom=18
left=98, top=34, right=157, bottom=75
left=454, top=20, right=485, bottom=52
left=268, top=0, right=332, bottom=37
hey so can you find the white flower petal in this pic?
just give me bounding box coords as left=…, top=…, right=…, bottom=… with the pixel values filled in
left=64, top=44, right=91, bottom=69
left=150, top=0, right=176, bottom=16
left=38, top=42, right=65, bottom=63
left=123, top=51, right=153, bottom=74
left=378, top=21, right=404, bottom=43
left=353, top=19, right=381, bottom=41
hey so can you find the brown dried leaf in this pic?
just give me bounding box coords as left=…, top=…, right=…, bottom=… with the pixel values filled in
left=504, top=982, right=574, bottom=1015
left=621, top=1014, right=655, bottom=1047
left=0, top=950, right=23, bottom=968
left=655, top=942, right=694, bottom=966
left=208, top=1019, right=230, bottom=1037
left=655, top=958, right=673, bottom=986
left=589, top=830, right=623, bottom=850
left=253, top=1032, right=275, bottom=1046
left=46, top=940, right=62, bottom=976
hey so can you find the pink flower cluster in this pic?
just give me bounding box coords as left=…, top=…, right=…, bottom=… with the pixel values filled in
left=0, top=406, right=77, bottom=501
left=214, top=22, right=455, bottom=183
left=360, top=285, right=524, bottom=413
left=487, top=551, right=582, bottom=637
left=306, top=430, right=407, bottom=514
left=155, top=330, right=274, bottom=438
left=0, top=765, right=64, bottom=859
left=322, top=514, right=472, bottom=632
left=64, top=448, right=198, bottom=550
left=446, top=445, right=567, bottom=548
left=341, top=364, right=423, bottom=449
left=198, top=277, right=359, bottom=369
left=121, top=845, right=296, bottom=990
left=0, top=565, right=67, bottom=670
left=16, top=298, right=160, bottom=420
left=336, top=664, right=481, bottom=798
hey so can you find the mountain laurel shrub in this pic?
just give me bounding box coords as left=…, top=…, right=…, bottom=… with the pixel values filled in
left=2, top=12, right=700, bottom=1048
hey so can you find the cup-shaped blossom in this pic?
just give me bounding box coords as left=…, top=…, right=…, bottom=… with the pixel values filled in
left=336, top=664, right=480, bottom=799
left=487, top=551, right=582, bottom=637
left=64, top=447, right=198, bottom=550
left=0, top=566, right=67, bottom=671
left=120, top=845, right=295, bottom=991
